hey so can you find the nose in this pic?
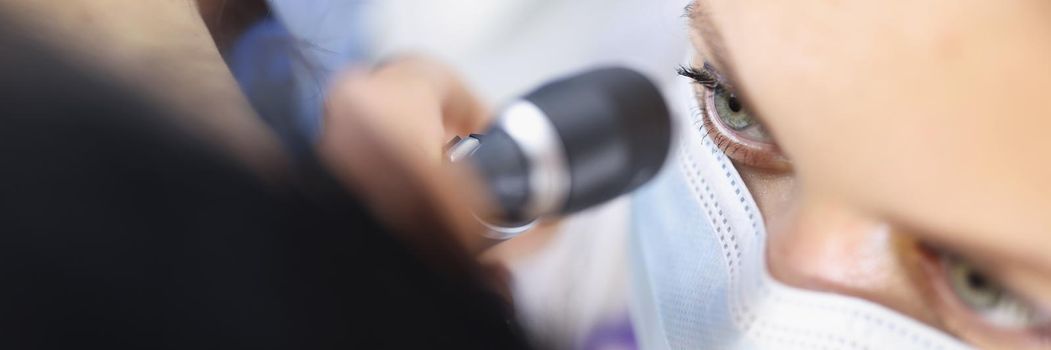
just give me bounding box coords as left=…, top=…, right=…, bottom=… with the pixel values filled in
left=764, top=196, right=941, bottom=327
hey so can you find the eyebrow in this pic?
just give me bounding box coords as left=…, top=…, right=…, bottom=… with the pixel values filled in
left=684, top=1, right=740, bottom=87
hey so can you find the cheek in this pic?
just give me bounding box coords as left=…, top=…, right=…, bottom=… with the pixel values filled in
left=733, top=162, right=796, bottom=226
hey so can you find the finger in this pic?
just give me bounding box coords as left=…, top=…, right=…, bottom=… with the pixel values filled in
left=320, top=58, right=495, bottom=256
left=369, top=57, right=491, bottom=140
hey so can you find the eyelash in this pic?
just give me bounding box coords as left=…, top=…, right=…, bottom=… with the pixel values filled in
left=677, top=65, right=722, bottom=90
left=677, top=64, right=789, bottom=170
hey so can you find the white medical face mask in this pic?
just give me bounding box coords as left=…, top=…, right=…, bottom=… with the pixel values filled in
left=628, top=77, right=973, bottom=349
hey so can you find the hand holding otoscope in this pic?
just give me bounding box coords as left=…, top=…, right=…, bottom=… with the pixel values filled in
left=447, top=67, right=672, bottom=240
left=320, top=58, right=671, bottom=255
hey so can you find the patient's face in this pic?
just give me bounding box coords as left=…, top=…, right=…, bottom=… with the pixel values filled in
left=684, top=0, right=1051, bottom=347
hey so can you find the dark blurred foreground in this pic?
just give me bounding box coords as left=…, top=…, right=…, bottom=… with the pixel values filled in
left=0, top=18, right=527, bottom=350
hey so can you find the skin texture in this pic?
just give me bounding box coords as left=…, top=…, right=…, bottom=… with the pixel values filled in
left=687, top=0, right=1051, bottom=347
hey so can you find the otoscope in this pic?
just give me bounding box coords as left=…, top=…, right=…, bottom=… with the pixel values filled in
left=446, top=67, right=673, bottom=239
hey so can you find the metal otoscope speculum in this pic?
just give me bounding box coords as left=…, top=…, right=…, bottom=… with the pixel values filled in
left=446, top=67, right=673, bottom=240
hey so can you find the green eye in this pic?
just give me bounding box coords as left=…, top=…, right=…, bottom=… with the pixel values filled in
left=679, top=63, right=789, bottom=169
left=711, top=88, right=771, bottom=142
left=945, top=255, right=1039, bottom=329
left=713, top=89, right=752, bottom=130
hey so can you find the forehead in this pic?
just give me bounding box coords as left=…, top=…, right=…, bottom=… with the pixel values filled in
left=690, top=0, right=1051, bottom=265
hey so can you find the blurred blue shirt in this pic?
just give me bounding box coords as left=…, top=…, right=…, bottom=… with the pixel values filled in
left=227, top=1, right=371, bottom=156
